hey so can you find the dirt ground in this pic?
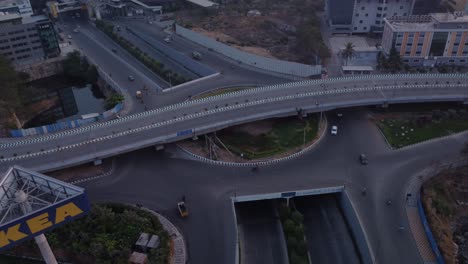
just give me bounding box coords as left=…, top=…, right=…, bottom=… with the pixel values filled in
left=47, top=160, right=112, bottom=183
left=422, top=165, right=468, bottom=264
left=177, top=1, right=320, bottom=63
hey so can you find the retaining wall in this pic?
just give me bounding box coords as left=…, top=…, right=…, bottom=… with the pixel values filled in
left=175, top=25, right=321, bottom=77
left=339, top=191, right=374, bottom=264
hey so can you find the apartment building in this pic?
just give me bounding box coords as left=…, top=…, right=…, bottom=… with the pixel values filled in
left=0, top=13, right=60, bottom=66
left=382, top=12, right=468, bottom=66
left=325, top=0, right=415, bottom=34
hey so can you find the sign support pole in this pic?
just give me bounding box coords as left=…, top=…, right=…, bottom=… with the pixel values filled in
left=15, top=190, right=58, bottom=264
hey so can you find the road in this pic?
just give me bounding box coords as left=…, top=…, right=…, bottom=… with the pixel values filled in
left=0, top=74, right=466, bottom=173
left=236, top=200, right=288, bottom=264
left=73, top=107, right=468, bottom=264
left=295, top=194, right=361, bottom=264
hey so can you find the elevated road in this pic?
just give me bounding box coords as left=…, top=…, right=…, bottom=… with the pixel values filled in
left=0, top=74, right=467, bottom=172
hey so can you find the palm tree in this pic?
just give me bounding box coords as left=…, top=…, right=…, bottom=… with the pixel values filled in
left=341, top=42, right=355, bottom=66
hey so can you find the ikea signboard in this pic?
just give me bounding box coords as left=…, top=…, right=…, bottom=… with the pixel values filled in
left=0, top=192, right=90, bottom=251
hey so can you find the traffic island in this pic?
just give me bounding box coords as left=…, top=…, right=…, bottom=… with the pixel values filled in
left=177, top=114, right=325, bottom=164
left=372, top=105, right=468, bottom=148
left=1, top=203, right=171, bottom=264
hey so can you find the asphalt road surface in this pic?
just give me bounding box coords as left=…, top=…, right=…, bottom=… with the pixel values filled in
left=74, top=107, right=468, bottom=264
left=295, top=194, right=361, bottom=264
left=236, top=200, right=288, bottom=264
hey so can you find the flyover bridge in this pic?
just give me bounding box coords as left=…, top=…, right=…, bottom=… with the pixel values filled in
left=0, top=74, right=467, bottom=172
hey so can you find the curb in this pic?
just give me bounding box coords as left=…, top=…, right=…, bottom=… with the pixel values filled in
left=176, top=116, right=327, bottom=167
left=188, top=84, right=262, bottom=101
left=405, top=158, right=468, bottom=263
left=68, top=159, right=116, bottom=184
left=135, top=207, right=187, bottom=264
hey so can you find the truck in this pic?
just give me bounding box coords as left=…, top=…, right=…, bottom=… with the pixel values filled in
left=177, top=201, right=188, bottom=217
left=192, top=51, right=202, bottom=60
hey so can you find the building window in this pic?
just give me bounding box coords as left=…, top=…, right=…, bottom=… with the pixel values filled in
left=363, top=27, right=367, bottom=30
left=377, top=14, right=382, bottom=17
left=403, top=13, right=407, bottom=16
left=354, top=27, right=358, bottom=30
left=356, top=13, right=359, bottom=17
left=378, top=7, right=382, bottom=10
left=361, top=6, right=365, bottom=10
left=460, top=60, right=466, bottom=63
left=365, top=13, right=369, bottom=17
left=400, top=6, right=404, bottom=9
left=413, top=60, right=419, bottom=62
left=375, top=21, right=381, bottom=24
left=458, top=25, right=464, bottom=29
left=360, top=20, right=363, bottom=24
left=449, top=59, right=455, bottom=63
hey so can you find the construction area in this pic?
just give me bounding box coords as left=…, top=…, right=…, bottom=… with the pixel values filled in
left=176, top=0, right=329, bottom=64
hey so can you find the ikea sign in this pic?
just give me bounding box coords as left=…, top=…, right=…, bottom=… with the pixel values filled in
left=0, top=192, right=89, bottom=251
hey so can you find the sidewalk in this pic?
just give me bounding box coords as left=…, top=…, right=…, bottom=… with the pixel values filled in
left=141, top=208, right=187, bottom=264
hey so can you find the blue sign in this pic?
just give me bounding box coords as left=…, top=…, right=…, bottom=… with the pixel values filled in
left=0, top=192, right=90, bottom=251
left=177, top=129, right=193, bottom=137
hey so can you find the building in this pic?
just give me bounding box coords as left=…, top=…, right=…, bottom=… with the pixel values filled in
left=325, top=0, right=416, bottom=34
left=46, top=0, right=85, bottom=19
left=0, top=13, right=60, bottom=66
left=0, top=0, right=33, bottom=16
left=381, top=12, right=468, bottom=66
left=99, top=0, right=165, bottom=18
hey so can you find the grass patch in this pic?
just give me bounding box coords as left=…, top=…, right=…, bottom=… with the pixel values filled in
left=218, top=115, right=319, bottom=159
left=6, top=203, right=170, bottom=264
left=377, top=117, right=468, bottom=148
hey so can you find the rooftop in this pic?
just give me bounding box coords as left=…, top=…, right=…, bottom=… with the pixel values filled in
left=0, top=12, right=21, bottom=22
left=386, top=12, right=468, bottom=31
left=185, top=0, right=218, bottom=8
left=0, top=0, right=30, bottom=8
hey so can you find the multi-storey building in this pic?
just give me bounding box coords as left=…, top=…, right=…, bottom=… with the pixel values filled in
left=0, top=0, right=33, bottom=16
left=382, top=12, right=468, bottom=66
left=0, top=13, right=60, bottom=66
left=325, top=0, right=416, bottom=34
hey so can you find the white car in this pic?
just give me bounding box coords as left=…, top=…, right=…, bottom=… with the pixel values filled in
left=331, top=125, right=338, bottom=135
left=164, top=37, right=171, bottom=43
left=67, top=35, right=72, bottom=39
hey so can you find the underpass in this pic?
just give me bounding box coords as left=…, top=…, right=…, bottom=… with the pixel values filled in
left=235, top=200, right=288, bottom=264
left=294, top=194, right=361, bottom=264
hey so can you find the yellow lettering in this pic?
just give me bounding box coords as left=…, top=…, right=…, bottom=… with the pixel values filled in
left=0, top=224, right=27, bottom=247
left=55, top=202, right=83, bottom=224
left=26, top=213, right=53, bottom=234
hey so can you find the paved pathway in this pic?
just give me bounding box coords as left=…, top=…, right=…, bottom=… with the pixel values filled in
left=153, top=211, right=187, bottom=264
left=407, top=207, right=436, bottom=263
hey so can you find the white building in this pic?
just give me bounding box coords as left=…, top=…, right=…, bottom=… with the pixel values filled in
left=0, top=0, right=33, bottom=16
left=325, top=0, right=416, bottom=34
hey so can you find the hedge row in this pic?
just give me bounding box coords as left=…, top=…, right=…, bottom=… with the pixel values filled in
left=95, top=20, right=190, bottom=86
left=279, top=203, right=309, bottom=264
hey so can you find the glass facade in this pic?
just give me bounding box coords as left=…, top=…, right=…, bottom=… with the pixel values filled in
left=36, top=21, right=60, bottom=59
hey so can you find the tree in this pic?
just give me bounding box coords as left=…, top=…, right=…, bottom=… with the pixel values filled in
left=341, top=42, right=355, bottom=66
left=105, top=93, right=124, bottom=110
left=0, top=55, right=22, bottom=126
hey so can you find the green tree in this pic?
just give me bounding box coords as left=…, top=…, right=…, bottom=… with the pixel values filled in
left=341, top=42, right=355, bottom=66
left=105, top=93, right=124, bottom=110
left=0, top=55, right=22, bottom=126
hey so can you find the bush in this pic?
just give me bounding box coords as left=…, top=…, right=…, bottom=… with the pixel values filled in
left=105, top=93, right=124, bottom=110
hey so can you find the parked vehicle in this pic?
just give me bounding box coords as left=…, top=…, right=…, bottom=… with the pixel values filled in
left=177, top=201, right=188, bottom=217
left=128, top=75, right=135, bottom=81
left=67, top=35, right=72, bottom=39
left=164, top=37, right=171, bottom=43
